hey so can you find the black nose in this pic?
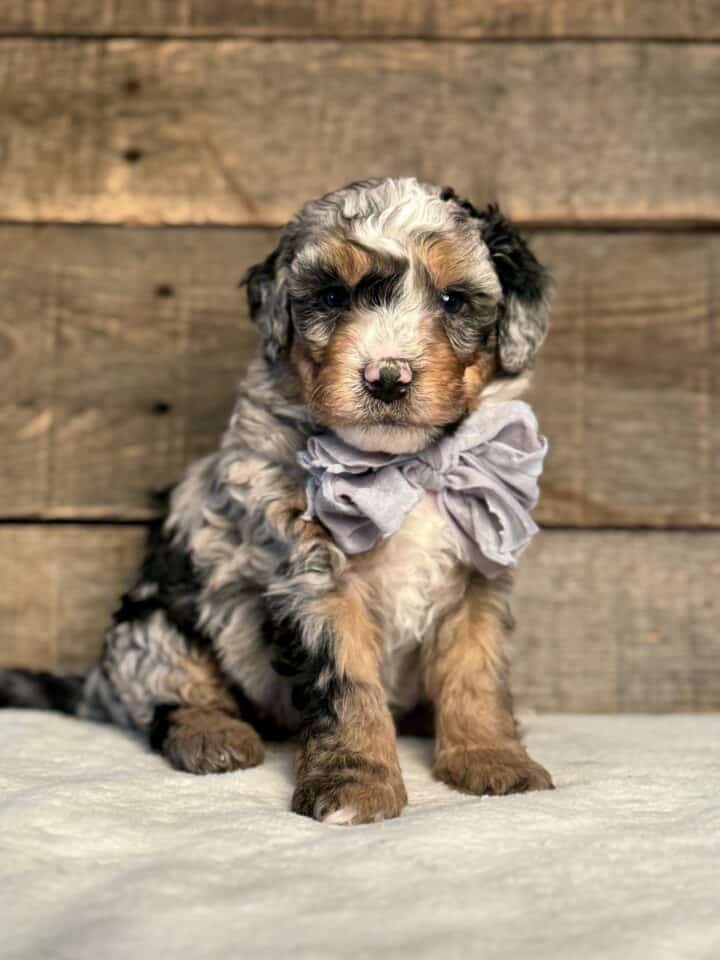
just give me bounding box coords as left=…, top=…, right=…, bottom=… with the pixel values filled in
left=362, top=359, right=413, bottom=404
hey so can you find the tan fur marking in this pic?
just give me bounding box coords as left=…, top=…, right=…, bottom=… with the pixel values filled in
left=426, top=577, right=554, bottom=796
left=324, top=586, right=379, bottom=683
left=413, top=320, right=468, bottom=424
left=304, top=320, right=365, bottom=425
left=290, top=336, right=322, bottom=387
left=293, top=587, right=407, bottom=824
left=427, top=578, right=515, bottom=745
left=418, top=236, right=471, bottom=289
left=321, top=237, right=372, bottom=287
left=463, top=353, right=497, bottom=410
left=175, top=650, right=240, bottom=716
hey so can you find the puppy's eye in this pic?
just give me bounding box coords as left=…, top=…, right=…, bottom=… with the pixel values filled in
left=319, top=285, right=350, bottom=310
left=439, top=290, right=466, bottom=314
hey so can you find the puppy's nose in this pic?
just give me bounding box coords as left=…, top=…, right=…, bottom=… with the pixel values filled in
left=362, top=358, right=413, bottom=403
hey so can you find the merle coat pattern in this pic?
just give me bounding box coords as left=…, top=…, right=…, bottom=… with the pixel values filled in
left=1, top=178, right=553, bottom=824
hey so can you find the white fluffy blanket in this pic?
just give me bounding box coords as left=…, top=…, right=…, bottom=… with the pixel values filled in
left=2, top=712, right=718, bottom=960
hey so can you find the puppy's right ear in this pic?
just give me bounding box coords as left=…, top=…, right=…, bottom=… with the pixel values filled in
left=242, top=247, right=291, bottom=363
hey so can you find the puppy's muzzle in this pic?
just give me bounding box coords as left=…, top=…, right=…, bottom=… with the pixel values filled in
left=362, top=358, right=413, bottom=404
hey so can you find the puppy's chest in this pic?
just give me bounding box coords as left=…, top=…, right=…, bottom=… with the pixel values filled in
left=351, top=495, right=467, bottom=711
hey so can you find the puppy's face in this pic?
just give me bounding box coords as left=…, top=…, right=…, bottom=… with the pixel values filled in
left=246, top=178, right=550, bottom=454
left=287, top=225, right=501, bottom=453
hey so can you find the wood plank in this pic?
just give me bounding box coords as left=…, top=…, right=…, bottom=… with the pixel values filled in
left=0, top=40, right=718, bottom=225
left=530, top=232, right=720, bottom=527
left=1, top=1, right=718, bottom=39
left=1, top=226, right=717, bottom=527
left=0, top=524, right=146, bottom=671
left=0, top=524, right=717, bottom=712
left=0, top=225, right=273, bottom=519
left=512, top=531, right=720, bottom=712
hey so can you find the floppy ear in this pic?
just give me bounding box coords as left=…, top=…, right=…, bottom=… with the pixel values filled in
left=242, top=247, right=291, bottom=363
left=479, top=204, right=552, bottom=374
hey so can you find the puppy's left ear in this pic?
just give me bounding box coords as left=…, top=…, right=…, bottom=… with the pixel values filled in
left=479, top=205, right=552, bottom=374
left=242, top=247, right=291, bottom=363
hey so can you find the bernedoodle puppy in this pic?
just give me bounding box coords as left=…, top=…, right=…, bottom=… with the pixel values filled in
left=0, top=177, right=555, bottom=824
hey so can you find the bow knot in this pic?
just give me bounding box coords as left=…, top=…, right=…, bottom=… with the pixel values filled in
left=297, top=401, right=547, bottom=578
left=408, top=460, right=444, bottom=493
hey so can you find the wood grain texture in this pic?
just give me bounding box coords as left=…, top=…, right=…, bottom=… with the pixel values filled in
left=0, top=524, right=147, bottom=671
left=531, top=232, right=720, bottom=527
left=513, top=532, right=720, bottom=712
left=0, top=40, right=718, bottom=225
left=0, top=225, right=272, bottom=518
left=1, top=1, right=718, bottom=38
left=1, top=226, right=717, bottom=526
left=0, top=525, right=717, bottom=711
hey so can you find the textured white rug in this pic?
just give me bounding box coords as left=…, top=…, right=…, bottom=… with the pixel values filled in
left=1, top=711, right=718, bottom=960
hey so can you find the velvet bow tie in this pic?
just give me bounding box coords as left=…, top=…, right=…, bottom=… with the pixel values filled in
left=297, top=400, right=547, bottom=578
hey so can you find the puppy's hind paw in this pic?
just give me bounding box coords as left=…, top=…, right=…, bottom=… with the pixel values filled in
left=158, top=706, right=265, bottom=775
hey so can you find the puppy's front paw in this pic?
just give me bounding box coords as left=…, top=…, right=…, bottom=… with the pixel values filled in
left=161, top=707, right=264, bottom=774
left=434, top=746, right=554, bottom=797
left=292, top=764, right=408, bottom=825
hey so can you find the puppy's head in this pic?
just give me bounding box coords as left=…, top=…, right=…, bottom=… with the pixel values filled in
left=245, top=177, right=550, bottom=453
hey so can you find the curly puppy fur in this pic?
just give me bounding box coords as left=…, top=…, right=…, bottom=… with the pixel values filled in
left=0, top=177, right=554, bottom=825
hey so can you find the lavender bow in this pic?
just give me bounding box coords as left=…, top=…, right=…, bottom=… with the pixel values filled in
left=297, top=401, right=547, bottom=578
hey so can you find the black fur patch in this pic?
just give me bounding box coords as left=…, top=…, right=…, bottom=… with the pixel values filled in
left=245, top=249, right=280, bottom=315
left=113, top=520, right=207, bottom=645
left=355, top=268, right=405, bottom=310
left=229, top=684, right=288, bottom=742
left=439, top=185, right=487, bottom=221
left=478, top=204, right=548, bottom=307
left=149, top=704, right=178, bottom=751
left=0, top=669, right=85, bottom=714
left=262, top=614, right=348, bottom=731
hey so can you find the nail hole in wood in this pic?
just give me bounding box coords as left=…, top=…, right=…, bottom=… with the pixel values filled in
left=155, top=283, right=175, bottom=299
left=152, top=401, right=172, bottom=416
left=123, top=147, right=143, bottom=164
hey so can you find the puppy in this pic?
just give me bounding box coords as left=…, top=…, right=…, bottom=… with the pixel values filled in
left=0, top=177, right=554, bottom=824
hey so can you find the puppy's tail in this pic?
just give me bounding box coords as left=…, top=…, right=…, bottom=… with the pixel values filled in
left=0, top=667, right=90, bottom=716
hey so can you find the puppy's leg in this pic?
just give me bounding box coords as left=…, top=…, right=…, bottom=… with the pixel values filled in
left=269, top=537, right=405, bottom=824
left=425, top=576, right=553, bottom=796
left=95, top=610, right=264, bottom=775
left=292, top=588, right=406, bottom=825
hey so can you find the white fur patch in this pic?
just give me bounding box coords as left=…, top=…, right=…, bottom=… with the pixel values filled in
left=335, top=423, right=437, bottom=455
left=322, top=806, right=359, bottom=826
left=352, top=495, right=465, bottom=714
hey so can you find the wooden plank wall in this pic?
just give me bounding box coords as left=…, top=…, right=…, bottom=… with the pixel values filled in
left=0, top=2, right=718, bottom=711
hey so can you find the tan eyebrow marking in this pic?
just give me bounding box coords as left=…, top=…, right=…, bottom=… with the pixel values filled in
left=319, top=237, right=373, bottom=287
left=415, top=235, right=471, bottom=289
